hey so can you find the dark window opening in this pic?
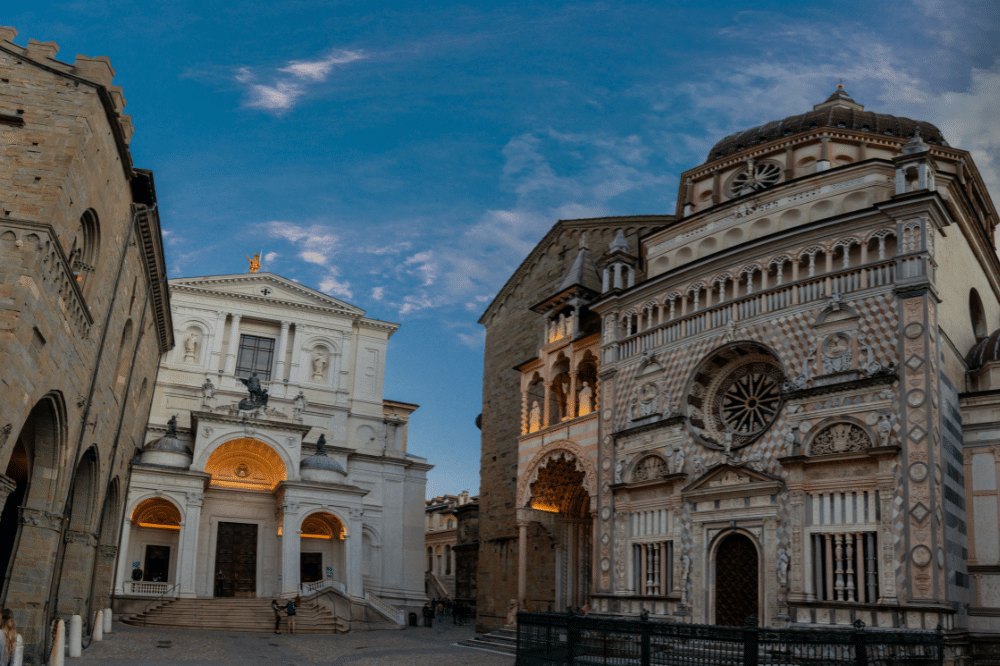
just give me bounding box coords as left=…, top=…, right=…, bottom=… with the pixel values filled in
left=235, top=334, right=275, bottom=381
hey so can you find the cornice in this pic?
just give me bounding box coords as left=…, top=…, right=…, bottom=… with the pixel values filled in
left=189, top=410, right=312, bottom=434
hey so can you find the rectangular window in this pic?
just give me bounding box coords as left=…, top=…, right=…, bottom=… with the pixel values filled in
left=235, top=334, right=275, bottom=381
left=632, top=541, right=673, bottom=596
left=811, top=531, right=879, bottom=603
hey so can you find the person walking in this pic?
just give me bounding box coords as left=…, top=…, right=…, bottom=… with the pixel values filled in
left=271, top=599, right=283, bottom=634
left=285, top=597, right=298, bottom=634
left=0, top=609, right=16, bottom=666
left=422, top=602, right=433, bottom=628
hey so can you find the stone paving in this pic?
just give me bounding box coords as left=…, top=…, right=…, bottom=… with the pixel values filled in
left=71, top=621, right=514, bottom=666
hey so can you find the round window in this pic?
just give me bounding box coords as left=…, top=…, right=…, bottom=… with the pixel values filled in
left=726, top=160, right=782, bottom=198
left=685, top=343, right=785, bottom=450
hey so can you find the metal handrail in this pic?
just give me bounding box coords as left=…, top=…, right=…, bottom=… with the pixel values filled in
left=140, top=583, right=178, bottom=627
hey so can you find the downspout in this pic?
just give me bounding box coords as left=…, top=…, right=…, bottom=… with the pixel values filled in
left=84, top=276, right=165, bottom=621
left=44, top=203, right=156, bottom=651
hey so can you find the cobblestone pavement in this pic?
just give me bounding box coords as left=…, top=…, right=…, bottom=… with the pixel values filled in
left=71, top=621, right=514, bottom=665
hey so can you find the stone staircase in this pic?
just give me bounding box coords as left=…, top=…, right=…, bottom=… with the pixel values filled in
left=457, top=625, right=517, bottom=654
left=123, top=598, right=349, bottom=634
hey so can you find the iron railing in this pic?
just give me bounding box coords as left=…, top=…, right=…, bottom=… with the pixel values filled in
left=515, top=610, right=944, bottom=666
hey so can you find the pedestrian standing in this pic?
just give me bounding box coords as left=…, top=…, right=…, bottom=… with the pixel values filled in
left=285, top=597, right=298, bottom=634
left=423, top=602, right=433, bottom=628
left=271, top=599, right=283, bottom=634
left=435, top=600, right=444, bottom=622
left=0, top=609, right=16, bottom=666
left=215, top=570, right=225, bottom=598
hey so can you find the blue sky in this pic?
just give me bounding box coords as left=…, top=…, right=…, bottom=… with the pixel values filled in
left=9, top=1, right=1000, bottom=498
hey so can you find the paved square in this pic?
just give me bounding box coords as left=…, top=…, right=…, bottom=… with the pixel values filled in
left=71, top=622, right=514, bottom=666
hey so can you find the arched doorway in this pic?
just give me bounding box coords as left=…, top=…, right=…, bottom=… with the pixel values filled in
left=57, top=447, right=100, bottom=618
left=125, top=497, right=182, bottom=593
left=0, top=440, right=29, bottom=586
left=299, top=511, right=345, bottom=592
left=714, top=533, right=759, bottom=626
left=520, top=451, right=592, bottom=612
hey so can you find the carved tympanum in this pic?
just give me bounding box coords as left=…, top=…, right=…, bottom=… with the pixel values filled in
left=632, top=455, right=667, bottom=482
left=810, top=423, right=872, bottom=455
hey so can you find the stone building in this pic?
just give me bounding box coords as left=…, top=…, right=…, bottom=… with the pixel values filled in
left=478, top=86, right=1000, bottom=653
left=0, top=28, right=173, bottom=663
left=115, top=271, right=430, bottom=625
left=453, top=496, right=480, bottom=616
left=425, top=491, right=476, bottom=600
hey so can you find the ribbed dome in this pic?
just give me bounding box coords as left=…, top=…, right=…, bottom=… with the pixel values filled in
left=142, top=416, right=192, bottom=456
left=300, top=434, right=345, bottom=473
left=967, top=330, right=1000, bottom=371
left=706, top=87, right=946, bottom=163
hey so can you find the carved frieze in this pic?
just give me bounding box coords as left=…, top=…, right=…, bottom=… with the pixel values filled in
left=809, top=422, right=872, bottom=456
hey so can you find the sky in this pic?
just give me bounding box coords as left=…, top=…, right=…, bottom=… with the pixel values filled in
left=9, top=0, right=1000, bottom=499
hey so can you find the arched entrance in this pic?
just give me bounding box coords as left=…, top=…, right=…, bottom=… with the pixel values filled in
left=56, top=447, right=100, bottom=618
left=519, top=451, right=592, bottom=612
left=714, top=533, right=759, bottom=626
left=0, top=439, right=29, bottom=585
left=299, top=511, right=345, bottom=592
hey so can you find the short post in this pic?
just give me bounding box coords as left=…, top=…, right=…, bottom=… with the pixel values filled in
left=640, top=609, right=651, bottom=666
left=92, top=611, right=103, bottom=642
left=12, top=634, right=23, bottom=666
left=936, top=624, right=944, bottom=666
left=742, top=615, right=759, bottom=666
left=853, top=619, right=868, bottom=666
left=68, top=615, right=82, bottom=658
left=51, top=620, right=65, bottom=666
left=103, top=608, right=113, bottom=634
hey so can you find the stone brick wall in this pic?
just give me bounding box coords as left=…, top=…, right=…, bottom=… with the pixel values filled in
left=476, top=217, right=670, bottom=631
left=0, top=29, right=172, bottom=663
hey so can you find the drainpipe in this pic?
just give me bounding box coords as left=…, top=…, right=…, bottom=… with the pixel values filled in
left=43, top=203, right=156, bottom=653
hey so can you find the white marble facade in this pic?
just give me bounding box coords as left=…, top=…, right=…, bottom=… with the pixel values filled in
left=116, top=273, right=430, bottom=616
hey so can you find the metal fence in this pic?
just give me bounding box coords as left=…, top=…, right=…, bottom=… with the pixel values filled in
left=515, top=610, right=943, bottom=666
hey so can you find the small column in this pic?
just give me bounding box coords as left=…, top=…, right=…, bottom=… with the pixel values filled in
left=288, top=325, right=303, bottom=383
left=281, top=501, right=301, bottom=597
left=518, top=521, right=528, bottom=606
left=113, top=514, right=132, bottom=596
left=659, top=542, right=668, bottom=596
left=223, top=313, right=242, bottom=375
left=817, top=137, right=831, bottom=171
left=209, top=310, right=227, bottom=372
left=566, top=523, right=575, bottom=608
left=275, top=321, right=291, bottom=382
left=640, top=543, right=648, bottom=596
left=613, top=264, right=622, bottom=290
left=347, top=509, right=363, bottom=598
left=824, top=534, right=834, bottom=602
left=177, top=494, right=203, bottom=598
left=834, top=533, right=845, bottom=601
left=543, top=383, right=552, bottom=428
left=568, top=371, right=578, bottom=420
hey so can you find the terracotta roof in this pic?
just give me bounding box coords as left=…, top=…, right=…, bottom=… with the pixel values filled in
left=706, top=88, right=947, bottom=162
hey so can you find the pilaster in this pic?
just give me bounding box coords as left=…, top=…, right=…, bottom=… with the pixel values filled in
left=177, top=493, right=203, bottom=598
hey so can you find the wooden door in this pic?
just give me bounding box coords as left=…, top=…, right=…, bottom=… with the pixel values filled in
left=215, top=522, right=258, bottom=598
left=714, top=533, right=758, bottom=626
left=301, top=552, right=322, bottom=583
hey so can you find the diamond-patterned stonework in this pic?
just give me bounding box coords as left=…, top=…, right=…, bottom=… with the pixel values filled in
left=905, top=354, right=924, bottom=371
left=910, top=502, right=930, bottom=523
left=909, top=425, right=927, bottom=443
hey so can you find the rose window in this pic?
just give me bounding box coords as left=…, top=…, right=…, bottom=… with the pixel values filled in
left=728, top=161, right=782, bottom=197
left=685, top=343, right=785, bottom=450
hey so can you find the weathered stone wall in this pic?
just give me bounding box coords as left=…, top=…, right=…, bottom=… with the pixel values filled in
left=0, top=29, right=172, bottom=664
left=476, top=218, right=670, bottom=631
left=453, top=501, right=478, bottom=611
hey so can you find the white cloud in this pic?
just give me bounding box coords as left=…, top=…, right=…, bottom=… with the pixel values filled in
left=319, top=275, right=353, bottom=299
left=263, top=251, right=279, bottom=262
left=371, top=286, right=386, bottom=301
left=300, top=251, right=327, bottom=265
left=236, top=49, right=366, bottom=113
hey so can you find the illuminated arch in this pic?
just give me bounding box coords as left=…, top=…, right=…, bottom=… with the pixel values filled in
left=517, top=440, right=596, bottom=511
left=131, top=497, right=182, bottom=530
left=300, top=511, right=345, bottom=540
left=204, top=438, right=287, bottom=491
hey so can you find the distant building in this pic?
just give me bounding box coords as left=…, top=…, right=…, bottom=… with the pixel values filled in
left=115, top=271, right=431, bottom=626
left=425, top=491, right=476, bottom=600
left=0, top=27, right=173, bottom=663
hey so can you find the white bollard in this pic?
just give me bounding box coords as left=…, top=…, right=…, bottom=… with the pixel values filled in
left=51, top=620, right=65, bottom=666
left=12, top=634, right=23, bottom=666
left=68, top=615, right=82, bottom=658
left=92, top=611, right=103, bottom=642
left=103, top=608, right=112, bottom=635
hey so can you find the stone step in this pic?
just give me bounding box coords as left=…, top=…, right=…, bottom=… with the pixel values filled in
left=123, top=598, right=348, bottom=634
left=456, top=627, right=519, bottom=655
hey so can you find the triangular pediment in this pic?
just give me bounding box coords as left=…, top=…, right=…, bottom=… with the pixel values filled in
left=168, top=273, right=366, bottom=316
left=683, top=463, right=783, bottom=493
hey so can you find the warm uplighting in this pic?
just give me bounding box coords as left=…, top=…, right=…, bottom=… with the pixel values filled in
left=131, top=497, right=182, bottom=530
left=204, top=438, right=287, bottom=491
left=530, top=500, right=560, bottom=513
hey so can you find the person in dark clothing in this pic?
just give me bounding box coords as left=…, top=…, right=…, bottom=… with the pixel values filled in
left=422, top=602, right=433, bottom=628
left=285, top=597, right=298, bottom=634
left=271, top=599, right=283, bottom=634
left=131, top=567, right=143, bottom=581
left=215, top=570, right=225, bottom=598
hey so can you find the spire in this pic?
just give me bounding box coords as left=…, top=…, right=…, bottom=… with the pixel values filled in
left=813, top=82, right=864, bottom=112
left=555, top=241, right=602, bottom=294
left=609, top=229, right=630, bottom=254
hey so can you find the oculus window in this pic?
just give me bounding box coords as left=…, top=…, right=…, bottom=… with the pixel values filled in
left=236, top=334, right=275, bottom=381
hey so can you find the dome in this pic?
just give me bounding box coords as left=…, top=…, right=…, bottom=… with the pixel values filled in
left=706, top=86, right=947, bottom=163
left=967, top=330, right=1000, bottom=371
left=140, top=415, right=193, bottom=467
left=300, top=454, right=345, bottom=474
left=300, top=434, right=345, bottom=482
left=142, top=434, right=192, bottom=456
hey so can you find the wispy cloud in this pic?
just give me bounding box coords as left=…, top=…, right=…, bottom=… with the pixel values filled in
left=236, top=49, right=366, bottom=112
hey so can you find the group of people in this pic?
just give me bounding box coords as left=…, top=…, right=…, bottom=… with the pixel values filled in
left=421, top=598, right=471, bottom=627
left=0, top=609, right=17, bottom=666
left=271, top=596, right=299, bottom=634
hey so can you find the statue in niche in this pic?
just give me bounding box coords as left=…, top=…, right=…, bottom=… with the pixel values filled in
left=311, top=352, right=328, bottom=381
left=201, top=377, right=216, bottom=409
left=692, top=453, right=705, bottom=477
left=877, top=413, right=892, bottom=446
left=783, top=431, right=796, bottom=454
left=629, top=382, right=659, bottom=422
left=776, top=549, right=790, bottom=587
left=578, top=382, right=593, bottom=416
left=557, top=313, right=567, bottom=339
left=614, top=458, right=624, bottom=484
left=672, top=445, right=686, bottom=475
left=723, top=431, right=735, bottom=461
left=184, top=332, right=198, bottom=362
left=238, top=372, right=269, bottom=411
left=822, top=334, right=852, bottom=373
left=293, top=390, right=308, bottom=421
left=529, top=401, right=541, bottom=433
left=679, top=553, right=691, bottom=605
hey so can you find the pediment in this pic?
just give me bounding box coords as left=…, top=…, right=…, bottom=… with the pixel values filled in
left=683, top=463, right=784, bottom=495
left=169, top=273, right=366, bottom=316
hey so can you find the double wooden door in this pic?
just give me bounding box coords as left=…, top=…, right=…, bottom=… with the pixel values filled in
left=714, top=533, right=759, bottom=627
left=215, top=522, right=258, bottom=598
